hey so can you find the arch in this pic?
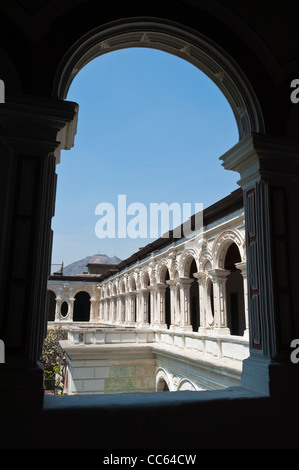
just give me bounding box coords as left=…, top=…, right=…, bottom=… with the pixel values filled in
left=73, top=291, right=91, bottom=322
left=53, top=19, right=265, bottom=140
left=72, top=286, right=94, bottom=298
left=175, top=282, right=181, bottom=327
left=129, top=274, right=137, bottom=292
left=156, top=258, right=170, bottom=283
left=164, top=268, right=171, bottom=329
left=206, top=277, right=215, bottom=326
left=212, top=229, right=245, bottom=269
left=180, top=248, right=199, bottom=278
left=140, top=269, right=150, bottom=289
left=141, top=270, right=151, bottom=325
left=177, top=378, right=198, bottom=391
left=46, top=290, right=56, bottom=322
left=198, top=244, right=213, bottom=272
left=112, top=282, right=117, bottom=296
left=224, top=243, right=246, bottom=336
left=188, top=257, right=200, bottom=332
left=119, top=278, right=125, bottom=294
left=156, top=368, right=172, bottom=392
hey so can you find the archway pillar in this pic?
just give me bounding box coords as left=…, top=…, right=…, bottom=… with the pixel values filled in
left=68, top=297, right=75, bottom=322
left=127, top=292, right=136, bottom=325
left=124, top=293, right=130, bottom=325
left=156, top=283, right=168, bottom=329
left=167, top=280, right=177, bottom=331
left=138, top=288, right=150, bottom=328
left=193, top=272, right=206, bottom=334
left=221, top=133, right=299, bottom=396
left=0, top=95, right=78, bottom=417
left=90, top=297, right=98, bottom=323
left=119, top=294, right=125, bottom=324
left=208, top=269, right=231, bottom=335
left=177, top=278, right=193, bottom=332
left=54, top=297, right=62, bottom=322
left=148, top=286, right=156, bottom=327
left=235, top=261, right=249, bottom=337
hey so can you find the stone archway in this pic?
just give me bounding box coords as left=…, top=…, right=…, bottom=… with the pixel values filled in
left=53, top=19, right=264, bottom=140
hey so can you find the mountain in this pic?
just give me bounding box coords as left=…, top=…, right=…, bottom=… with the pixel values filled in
left=62, top=254, right=122, bottom=276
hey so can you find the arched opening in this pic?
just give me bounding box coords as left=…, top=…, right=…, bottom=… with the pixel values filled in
left=224, top=243, right=245, bottom=336
left=144, top=272, right=151, bottom=325
left=176, top=282, right=181, bottom=327
left=207, top=278, right=214, bottom=322
left=130, top=277, right=137, bottom=323
left=189, top=258, right=200, bottom=332
left=157, top=378, right=169, bottom=392
left=73, top=291, right=91, bottom=322
left=164, top=269, right=171, bottom=329
left=46, top=290, right=56, bottom=322
left=54, top=21, right=264, bottom=139
left=51, top=44, right=242, bottom=273
left=50, top=20, right=262, bottom=397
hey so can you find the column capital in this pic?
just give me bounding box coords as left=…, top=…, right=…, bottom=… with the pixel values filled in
left=207, top=268, right=230, bottom=282
left=177, top=277, right=193, bottom=287
left=0, top=95, right=78, bottom=162
left=235, top=261, right=247, bottom=276
left=156, top=282, right=167, bottom=291
left=166, top=279, right=176, bottom=288
left=220, top=133, right=299, bottom=189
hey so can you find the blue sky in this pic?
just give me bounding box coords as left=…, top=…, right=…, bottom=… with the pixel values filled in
left=51, top=48, right=239, bottom=269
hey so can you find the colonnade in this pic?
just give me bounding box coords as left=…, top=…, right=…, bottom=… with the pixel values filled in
left=97, top=248, right=248, bottom=336
left=48, top=231, right=248, bottom=338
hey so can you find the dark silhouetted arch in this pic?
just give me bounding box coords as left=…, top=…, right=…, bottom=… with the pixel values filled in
left=47, top=290, right=56, bottom=321
left=225, top=243, right=245, bottom=336
left=73, top=292, right=91, bottom=322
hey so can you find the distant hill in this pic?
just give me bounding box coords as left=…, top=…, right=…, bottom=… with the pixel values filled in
left=62, top=254, right=122, bottom=276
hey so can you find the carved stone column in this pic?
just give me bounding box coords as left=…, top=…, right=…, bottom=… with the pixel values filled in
left=124, top=293, right=130, bottom=324
left=138, top=288, right=150, bottom=327
left=207, top=268, right=231, bottom=335
left=177, top=278, right=193, bottom=331
left=55, top=297, right=62, bottom=322
left=119, top=294, right=125, bottom=324
left=127, top=292, right=136, bottom=325
left=235, top=261, right=249, bottom=337
left=68, top=297, right=75, bottom=322
left=148, top=286, right=156, bottom=327
left=221, top=133, right=299, bottom=396
left=167, top=280, right=177, bottom=330
left=156, top=283, right=168, bottom=329
left=90, top=297, right=98, bottom=323
left=193, top=272, right=206, bottom=334
left=99, top=300, right=104, bottom=323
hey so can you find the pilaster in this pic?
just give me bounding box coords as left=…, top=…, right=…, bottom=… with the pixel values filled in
left=0, top=95, right=78, bottom=414
left=221, top=133, right=299, bottom=395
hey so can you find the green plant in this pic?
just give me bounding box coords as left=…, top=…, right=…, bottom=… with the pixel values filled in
left=40, top=327, right=67, bottom=394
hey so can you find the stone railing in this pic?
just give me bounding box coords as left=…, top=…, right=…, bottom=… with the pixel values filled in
left=66, top=325, right=249, bottom=364
left=67, top=326, right=156, bottom=345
